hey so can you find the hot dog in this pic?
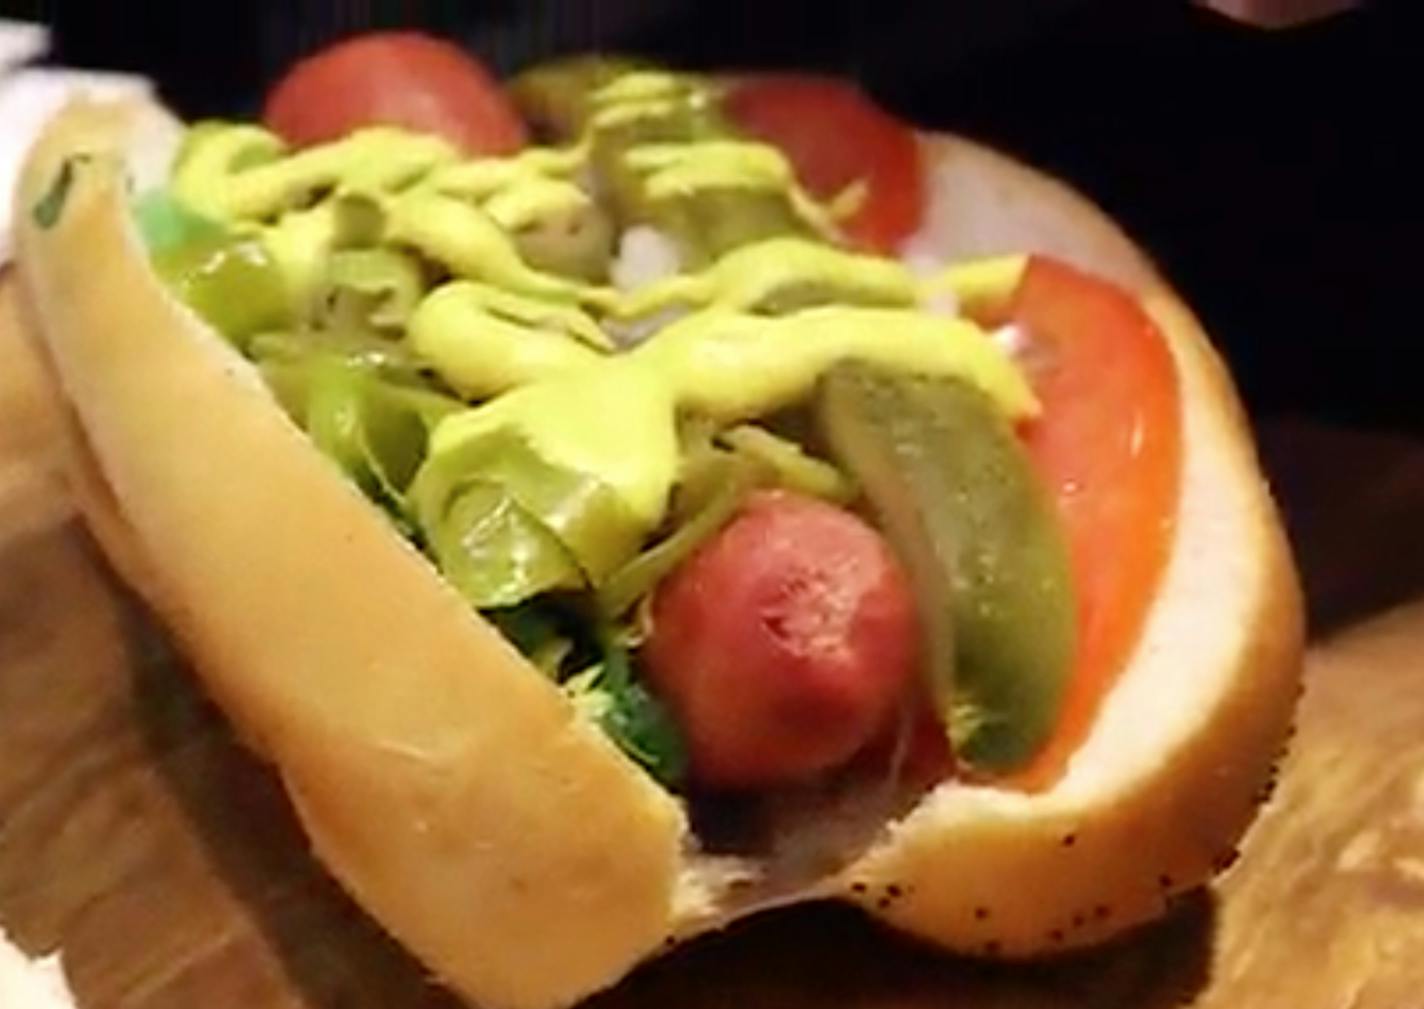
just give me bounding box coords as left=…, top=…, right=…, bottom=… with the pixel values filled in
left=11, top=48, right=1302, bottom=1009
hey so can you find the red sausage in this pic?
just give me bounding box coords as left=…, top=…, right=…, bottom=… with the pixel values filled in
left=643, top=491, right=919, bottom=789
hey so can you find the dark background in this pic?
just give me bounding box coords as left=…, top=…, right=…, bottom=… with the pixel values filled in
left=8, top=0, right=1417, bottom=431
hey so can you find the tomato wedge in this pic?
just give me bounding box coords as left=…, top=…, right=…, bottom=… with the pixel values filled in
left=263, top=32, right=528, bottom=156
left=722, top=75, right=925, bottom=254
left=1011, top=257, right=1182, bottom=787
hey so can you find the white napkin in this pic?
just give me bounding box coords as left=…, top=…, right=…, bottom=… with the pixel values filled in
left=0, top=20, right=155, bottom=266
left=0, top=20, right=48, bottom=76
left=0, top=924, right=76, bottom=1009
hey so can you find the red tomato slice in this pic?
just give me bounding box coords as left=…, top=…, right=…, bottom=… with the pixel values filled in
left=722, top=75, right=925, bottom=253
left=1011, top=257, right=1182, bottom=788
left=263, top=32, right=527, bottom=156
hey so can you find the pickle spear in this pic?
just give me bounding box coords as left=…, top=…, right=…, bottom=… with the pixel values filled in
left=816, top=361, right=1075, bottom=772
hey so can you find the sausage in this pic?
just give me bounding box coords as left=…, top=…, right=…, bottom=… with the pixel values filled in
left=643, top=490, right=919, bottom=788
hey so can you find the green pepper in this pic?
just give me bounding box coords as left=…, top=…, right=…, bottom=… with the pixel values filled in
left=597, top=450, right=760, bottom=618
left=431, top=482, right=583, bottom=609
left=315, top=247, right=427, bottom=335
left=408, top=426, right=646, bottom=608
left=250, top=330, right=430, bottom=384
left=259, top=355, right=461, bottom=523
left=511, top=201, right=616, bottom=283
left=151, top=230, right=291, bottom=349
left=135, top=188, right=291, bottom=345
left=718, top=424, right=855, bottom=504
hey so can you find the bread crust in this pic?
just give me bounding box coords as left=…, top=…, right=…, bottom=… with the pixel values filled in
left=13, top=102, right=1302, bottom=1007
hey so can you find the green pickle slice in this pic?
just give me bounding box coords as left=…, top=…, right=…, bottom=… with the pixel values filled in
left=816, top=360, right=1075, bottom=773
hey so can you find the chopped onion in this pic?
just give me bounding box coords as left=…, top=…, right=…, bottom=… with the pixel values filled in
left=921, top=288, right=960, bottom=320
left=897, top=235, right=946, bottom=278
left=611, top=225, right=683, bottom=293
left=606, top=225, right=690, bottom=346
left=604, top=305, right=689, bottom=349
left=992, top=322, right=1027, bottom=356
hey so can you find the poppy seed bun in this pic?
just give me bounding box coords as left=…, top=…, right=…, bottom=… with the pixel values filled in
left=13, top=99, right=1301, bottom=1008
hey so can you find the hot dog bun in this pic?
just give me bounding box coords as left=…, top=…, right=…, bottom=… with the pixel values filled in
left=12, top=98, right=1302, bottom=1009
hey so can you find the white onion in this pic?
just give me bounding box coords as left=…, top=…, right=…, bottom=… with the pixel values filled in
left=921, top=288, right=961, bottom=320
left=604, top=305, right=689, bottom=349
left=611, top=225, right=683, bottom=293
left=897, top=234, right=947, bottom=278
left=991, top=323, right=1028, bottom=356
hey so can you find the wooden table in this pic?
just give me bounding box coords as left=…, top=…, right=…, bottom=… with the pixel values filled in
left=3, top=274, right=1423, bottom=1008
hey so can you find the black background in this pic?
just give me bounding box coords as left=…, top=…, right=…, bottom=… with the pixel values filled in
left=9, top=0, right=1419, bottom=431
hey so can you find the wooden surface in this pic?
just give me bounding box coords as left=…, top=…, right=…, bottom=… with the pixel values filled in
left=3, top=271, right=1424, bottom=1008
